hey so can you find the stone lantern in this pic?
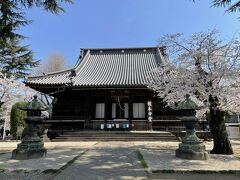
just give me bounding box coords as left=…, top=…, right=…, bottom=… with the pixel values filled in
left=175, top=94, right=209, bottom=160
left=12, top=95, right=47, bottom=160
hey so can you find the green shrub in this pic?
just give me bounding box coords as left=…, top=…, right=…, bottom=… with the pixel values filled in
left=10, top=101, right=27, bottom=139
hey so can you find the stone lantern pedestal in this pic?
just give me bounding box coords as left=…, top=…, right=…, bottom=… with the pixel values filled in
left=175, top=94, right=209, bottom=160
left=41, top=124, right=51, bottom=142
left=12, top=95, right=47, bottom=160
left=176, top=116, right=209, bottom=160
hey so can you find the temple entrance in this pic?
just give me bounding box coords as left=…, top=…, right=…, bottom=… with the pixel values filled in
left=108, top=101, right=129, bottom=130
left=112, top=102, right=128, bottom=119
left=107, top=96, right=130, bottom=130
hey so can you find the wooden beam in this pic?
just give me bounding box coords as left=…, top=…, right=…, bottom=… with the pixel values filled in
left=129, top=96, right=133, bottom=130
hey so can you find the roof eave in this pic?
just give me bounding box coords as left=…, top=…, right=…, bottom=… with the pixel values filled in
left=25, top=83, right=149, bottom=89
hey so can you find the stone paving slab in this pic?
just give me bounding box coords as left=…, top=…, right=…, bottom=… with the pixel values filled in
left=139, top=148, right=240, bottom=173
left=0, top=142, right=96, bottom=172
left=53, top=142, right=148, bottom=180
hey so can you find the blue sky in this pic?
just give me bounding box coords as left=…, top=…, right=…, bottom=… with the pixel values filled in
left=19, top=0, right=239, bottom=66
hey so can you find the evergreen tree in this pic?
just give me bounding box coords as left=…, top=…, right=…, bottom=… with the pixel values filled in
left=17, top=0, right=73, bottom=14
left=0, top=39, right=38, bottom=78
left=0, top=0, right=38, bottom=78
left=193, top=0, right=240, bottom=13
left=0, top=0, right=72, bottom=78
left=213, top=0, right=240, bottom=12
left=10, top=101, right=27, bottom=139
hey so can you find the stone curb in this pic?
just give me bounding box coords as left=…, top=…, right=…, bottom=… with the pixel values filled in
left=150, top=169, right=240, bottom=174
left=0, top=169, right=41, bottom=174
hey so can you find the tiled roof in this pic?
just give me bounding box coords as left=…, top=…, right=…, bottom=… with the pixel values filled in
left=25, top=47, right=167, bottom=87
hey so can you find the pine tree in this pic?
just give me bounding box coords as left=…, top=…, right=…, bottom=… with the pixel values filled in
left=0, top=0, right=38, bottom=78
left=193, top=0, right=240, bottom=13
left=17, top=0, right=73, bottom=14
left=213, top=0, right=240, bottom=12
left=0, top=0, right=72, bottom=78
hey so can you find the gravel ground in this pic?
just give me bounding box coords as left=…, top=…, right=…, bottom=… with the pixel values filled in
left=0, top=140, right=239, bottom=179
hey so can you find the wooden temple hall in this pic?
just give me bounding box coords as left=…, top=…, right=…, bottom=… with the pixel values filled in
left=25, top=47, right=181, bottom=131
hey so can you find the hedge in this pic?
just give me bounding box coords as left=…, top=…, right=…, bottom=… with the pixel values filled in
left=10, top=101, right=27, bottom=139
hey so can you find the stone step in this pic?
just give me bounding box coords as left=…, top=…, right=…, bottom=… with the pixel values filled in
left=62, top=131, right=172, bottom=135
left=61, top=134, right=173, bottom=137
left=58, top=134, right=174, bottom=137
left=52, top=138, right=178, bottom=142
left=55, top=136, right=176, bottom=139
left=51, top=131, right=178, bottom=142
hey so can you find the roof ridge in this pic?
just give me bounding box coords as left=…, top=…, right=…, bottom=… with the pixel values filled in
left=82, top=46, right=164, bottom=51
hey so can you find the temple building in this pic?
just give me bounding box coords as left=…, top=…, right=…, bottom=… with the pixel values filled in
left=25, top=47, right=180, bottom=131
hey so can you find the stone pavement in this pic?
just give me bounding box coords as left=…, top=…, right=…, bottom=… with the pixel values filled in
left=0, top=142, right=97, bottom=180
left=140, top=149, right=240, bottom=173
left=52, top=142, right=147, bottom=180
left=136, top=140, right=240, bottom=173
left=0, top=140, right=240, bottom=180
left=0, top=148, right=85, bottom=172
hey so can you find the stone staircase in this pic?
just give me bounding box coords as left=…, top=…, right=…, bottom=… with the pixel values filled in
left=51, top=131, right=179, bottom=142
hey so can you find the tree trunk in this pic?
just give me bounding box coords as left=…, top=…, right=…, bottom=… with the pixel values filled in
left=209, top=96, right=233, bottom=155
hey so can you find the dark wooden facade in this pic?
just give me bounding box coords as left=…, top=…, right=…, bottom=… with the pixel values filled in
left=25, top=47, right=187, bottom=132
left=46, top=88, right=175, bottom=131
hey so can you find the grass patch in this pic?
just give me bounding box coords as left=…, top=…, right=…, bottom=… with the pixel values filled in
left=137, top=150, right=148, bottom=169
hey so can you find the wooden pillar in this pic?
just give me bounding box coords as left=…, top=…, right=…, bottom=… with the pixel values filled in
left=129, top=96, right=133, bottom=131
left=104, top=93, right=109, bottom=130
left=85, top=94, right=90, bottom=129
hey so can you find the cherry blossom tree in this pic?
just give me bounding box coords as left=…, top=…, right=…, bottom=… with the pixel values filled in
left=0, top=72, right=35, bottom=139
left=149, top=30, right=240, bottom=154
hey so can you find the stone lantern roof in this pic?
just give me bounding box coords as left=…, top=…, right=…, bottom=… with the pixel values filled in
left=175, top=94, right=201, bottom=110
left=21, top=95, right=47, bottom=112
